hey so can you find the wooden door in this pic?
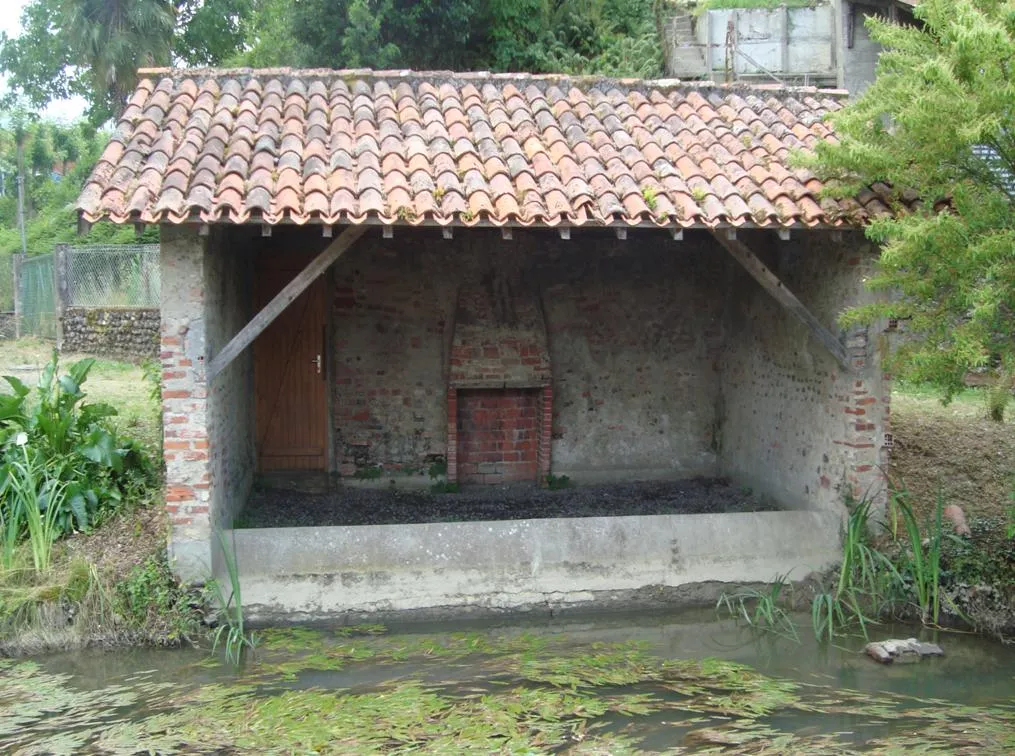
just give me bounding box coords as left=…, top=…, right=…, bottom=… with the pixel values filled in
left=253, top=258, right=328, bottom=471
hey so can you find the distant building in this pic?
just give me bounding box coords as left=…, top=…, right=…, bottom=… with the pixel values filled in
left=659, top=0, right=918, bottom=95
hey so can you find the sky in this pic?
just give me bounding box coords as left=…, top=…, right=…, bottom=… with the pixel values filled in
left=1, top=0, right=88, bottom=122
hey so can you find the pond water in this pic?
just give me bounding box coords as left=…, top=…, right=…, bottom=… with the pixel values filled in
left=3, top=609, right=1014, bottom=753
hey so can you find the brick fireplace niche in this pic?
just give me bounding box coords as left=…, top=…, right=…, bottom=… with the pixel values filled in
left=446, top=274, right=552, bottom=485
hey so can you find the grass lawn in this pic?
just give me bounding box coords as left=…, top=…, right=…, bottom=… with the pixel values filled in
left=0, top=338, right=161, bottom=452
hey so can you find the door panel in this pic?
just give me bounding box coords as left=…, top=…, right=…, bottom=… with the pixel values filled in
left=253, top=259, right=328, bottom=471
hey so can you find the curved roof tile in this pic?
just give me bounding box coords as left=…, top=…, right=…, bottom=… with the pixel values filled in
left=79, top=68, right=883, bottom=228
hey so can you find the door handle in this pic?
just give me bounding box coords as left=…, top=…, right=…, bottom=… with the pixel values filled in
left=313, top=354, right=322, bottom=374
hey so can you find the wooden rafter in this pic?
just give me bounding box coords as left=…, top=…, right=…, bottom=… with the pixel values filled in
left=206, top=225, right=368, bottom=381
left=711, top=230, right=851, bottom=371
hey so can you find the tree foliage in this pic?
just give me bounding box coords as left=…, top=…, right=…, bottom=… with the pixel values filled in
left=0, top=118, right=155, bottom=309
left=3, top=0, right=664, bottom=123
left=1, top=1, right=255, bottom=123
left=224, top=0, right=663, bottom=79
left=809, top=0, right=1015, bottom=399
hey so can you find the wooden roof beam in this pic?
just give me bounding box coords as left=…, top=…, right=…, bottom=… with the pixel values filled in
left=207, top=224, right=368, bottom=381
left=711, top=229, right=852, bottom=371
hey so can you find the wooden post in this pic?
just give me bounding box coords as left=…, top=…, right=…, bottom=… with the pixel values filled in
left=206, top=224, right=368, bottom=381
left=53, top=243, right=71, bottom=351
left=711, top=230, right=852, bottom=371
left=13, top=253, right=22, bottom=340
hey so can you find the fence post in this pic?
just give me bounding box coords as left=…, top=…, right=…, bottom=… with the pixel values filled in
left=53, top=244, right=71, bottom=351
left=13, top=253, right=23, bottom=340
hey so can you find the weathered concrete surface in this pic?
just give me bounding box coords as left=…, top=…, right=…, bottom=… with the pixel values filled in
left=230, top=510, right=842, bottom=621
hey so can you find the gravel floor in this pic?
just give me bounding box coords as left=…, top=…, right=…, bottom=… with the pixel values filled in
left=238, top=477, right=778, bottom=528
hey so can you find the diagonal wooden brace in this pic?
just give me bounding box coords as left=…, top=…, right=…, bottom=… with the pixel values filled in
left=206, top=224, right=368, bottom=382
left=712, top=229, right=852, bottom=371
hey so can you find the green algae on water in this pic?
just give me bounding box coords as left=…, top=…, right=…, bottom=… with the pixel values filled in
left=3, top=632, right=1015, bottom=754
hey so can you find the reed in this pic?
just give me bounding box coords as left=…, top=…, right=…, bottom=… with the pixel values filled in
left=209, top=528, right=258, bottom=664
left=717, top=574, right=800, bottom=642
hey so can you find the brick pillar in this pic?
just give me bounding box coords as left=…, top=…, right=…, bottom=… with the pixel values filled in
left=836, top=326, right=887, bottom=512
left=446, top=386, right=458, bottom=482
left=538, top=384, right=553, bottom=484
left=160, top=225, right=213, bottom=581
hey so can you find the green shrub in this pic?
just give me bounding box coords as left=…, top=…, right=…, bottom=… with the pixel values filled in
left=116, top=554, right=199, bottom=645
left=0, top=352, right=155, bottom=540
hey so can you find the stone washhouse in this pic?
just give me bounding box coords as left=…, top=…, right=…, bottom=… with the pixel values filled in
left=78, top=68, right=891, bottom=620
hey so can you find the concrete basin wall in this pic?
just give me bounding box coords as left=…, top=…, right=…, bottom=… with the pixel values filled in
left=229, top=510, right=843, bottom=622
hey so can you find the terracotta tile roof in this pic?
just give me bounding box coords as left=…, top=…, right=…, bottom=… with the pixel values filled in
left=77, top=68, right=890, bottom=229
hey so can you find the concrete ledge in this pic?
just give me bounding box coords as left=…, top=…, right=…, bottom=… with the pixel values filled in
left=229, top=510, right=843, bottom=622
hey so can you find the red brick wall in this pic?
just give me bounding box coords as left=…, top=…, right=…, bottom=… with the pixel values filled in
left=456, top=389, right=541, bottom=483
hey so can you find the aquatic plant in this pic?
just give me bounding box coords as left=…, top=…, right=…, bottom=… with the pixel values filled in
left=4, top=629, right=1015, bottom=754
left=811, top=495, right=897, bottom=641
left=892, top=487, right=950, bottom=625
left=208, top=528, right=257, bottom=664
left=717, top=574, right=800, bottom=642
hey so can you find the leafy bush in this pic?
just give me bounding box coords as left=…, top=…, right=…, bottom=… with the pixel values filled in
left=0, top=353, right=155, bottom=540
left=116, top=554, right=200, bottom=645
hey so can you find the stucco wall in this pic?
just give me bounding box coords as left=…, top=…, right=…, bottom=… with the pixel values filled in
left=60, top=307, right=160, bottom=362
left=719, top=229, right=888, bottom=514
left=330, top=228, right=725, bottom=481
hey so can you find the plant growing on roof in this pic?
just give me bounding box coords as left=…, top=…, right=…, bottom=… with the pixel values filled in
left=641, top=186, right=657, bottom=210
left=806, top=0, right=1015, bottom=405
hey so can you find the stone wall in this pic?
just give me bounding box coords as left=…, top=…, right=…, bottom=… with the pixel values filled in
left=204, top=230, right=256, bottom=539
left=719, top=229, right=889, bottom=515
left=60, top=307, right=160, bottom=361
left=0, top=312, right=15, bottom=340
left=329, top=228, right=726, bottom=482
left=157, top=223, right=890, bottom=585
left=161, top=224, right=255, bottom=580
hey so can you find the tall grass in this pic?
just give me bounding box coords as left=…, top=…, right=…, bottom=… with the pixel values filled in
left=811, top=496, right=900, bottom=642
left=2, top=437, right=65, bottom=573
left=209, top=529, right=258, bottom=664
left=890, top=488, right=955, bottom=626
left=717, top=574, right=800, bottom=642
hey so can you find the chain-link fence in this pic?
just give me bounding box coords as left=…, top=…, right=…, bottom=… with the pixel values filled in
left=18, top=253, right=56, bottom=339
left=0, top=254, right=13, bottom=312
left=69, top=244, right=160, bottom=308
left=8, top=244, right=161, bottom=340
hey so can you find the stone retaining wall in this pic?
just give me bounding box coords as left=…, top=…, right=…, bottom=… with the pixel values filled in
left=0, top=312, right=15, bottom=340
left=61, top=307, right=160, bottom=362
left=232, top=510, right=843, bottom=621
